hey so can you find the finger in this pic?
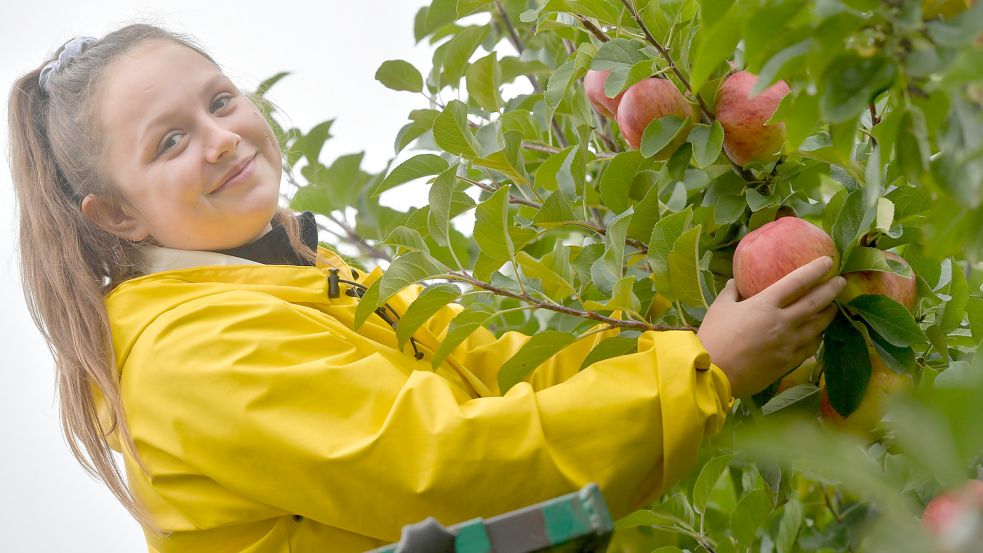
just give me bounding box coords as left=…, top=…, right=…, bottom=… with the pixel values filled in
left=784, top=276, right=847, bottom=323
left=795, top=304, right=838, bottom=340
left=761, top=256, right=836, bottom=307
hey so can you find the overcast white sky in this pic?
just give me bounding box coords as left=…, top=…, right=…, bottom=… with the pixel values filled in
left=0, top=1, right=439, bottom=550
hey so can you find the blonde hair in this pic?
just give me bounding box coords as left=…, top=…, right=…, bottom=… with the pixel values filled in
left=7, top=23, right=315, bottom=532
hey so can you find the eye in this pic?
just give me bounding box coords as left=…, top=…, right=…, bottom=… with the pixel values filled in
left=211, top=93, right=233, bottom=112
left=158, top=133, right=182, bottom=155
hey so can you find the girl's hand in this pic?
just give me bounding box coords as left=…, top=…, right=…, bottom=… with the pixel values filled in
left=697, top=256, right=846, bottom=398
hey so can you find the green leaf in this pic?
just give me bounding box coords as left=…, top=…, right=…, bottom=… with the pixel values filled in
left=776, top=499, right=803, bottom=553
left=425, top=0, right=459, bottom=32
left=532, top=190, right=578, bottom=227
left=761, top=384, right=820, bottom=415
left=823, top=311, right=872, bottom=417
left=648, top=207, right=693, bottom=296
left=433, top=100, right=481, bottom=157
left=432, top=302, right=498, bottom=369
left=394, top=109, right=440, bottom=154
left=498, top=330, right=579, bottom=392
left=730, top=489, right=772, bottom=547
left=840, top=247, right=913, bottom=277
left=599, top=151, right=650, bottom=213
left=751, top=39, right=812, bottom=96
left=441, top=26, right=488, bottom=84
left=591, top=38, right=648, bottom=70
left=820, top=54, right=897, bottom=124
left=474, top=185, right=515, bottom=262
left=579, top=336, right=639, bottom=371
left=353, top=279, right=383, bottom=330
left=384, top=226, right=430, bottom=255
left=691, top=10, right=745, bottom=91
left=377, top=252, right=449, bottom=307
left=693, top=454, right=734, bottom=515
left=293, top=120, right=335, bottom=166
left=395, top=284, right=462, bottom=348
left=831, top=188, right=878, bottom=263
left=687, top=122, right=724, bottom=168
left=773, top=91, right=820, bottom=151
left=583, top=276, right=642, bottom=313
left=516, top=251, right=577, bottom=301
left=640, top=116, right=688, bottom=158
left=848, top=295, right=928, bottom=347
left=897, top=107, right=931, bottom=186
left=614, top=509, right=680, bottom=530
left=668, top=225, right=707, bottom=308
left=466, top=51, right=502, bottom=112
left=373, top=154, right=449, bottom=197
left=375, top=59, right=423, bottom=93
left=590, top=208, right=634, bottom=294
left=941, top=261, right=969, bottom=334
left=968, top=296, right=983, bottom=342
left=428, top=165, right=473, bottom=248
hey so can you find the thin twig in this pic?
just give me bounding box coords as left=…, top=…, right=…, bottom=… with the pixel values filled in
left=617, top=0, right=756, bottom=182
left=448, top=270, right=696, bottom=332
left=458, top=176, right=540, bottom=208
left=575, top=14, right=611, bottom=42
left=494, top=1, right=569, bottom=148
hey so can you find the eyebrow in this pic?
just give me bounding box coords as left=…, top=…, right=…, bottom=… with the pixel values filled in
left=137, top=73, right=232, bottom=154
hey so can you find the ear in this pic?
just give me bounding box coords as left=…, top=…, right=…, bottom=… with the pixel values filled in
left=81, top=194, right=152, bottom=242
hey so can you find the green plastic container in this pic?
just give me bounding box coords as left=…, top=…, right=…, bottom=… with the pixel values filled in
left=367, top=483, right=613, bottom=553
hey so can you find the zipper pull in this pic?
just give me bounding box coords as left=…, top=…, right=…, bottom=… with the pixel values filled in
left=327, top=269, right=340, bottom=298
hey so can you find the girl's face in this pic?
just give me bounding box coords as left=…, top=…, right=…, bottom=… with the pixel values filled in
left=93, top=40, right=282, bottom=250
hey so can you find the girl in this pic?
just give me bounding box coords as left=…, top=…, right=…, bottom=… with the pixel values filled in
left=8, top=24, right=845, bottom=552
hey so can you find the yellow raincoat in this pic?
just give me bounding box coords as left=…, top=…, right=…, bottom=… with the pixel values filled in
left=102, top=245, right=732, bottom=552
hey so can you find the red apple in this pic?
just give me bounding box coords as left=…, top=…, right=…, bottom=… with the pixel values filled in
left=923, top=480, right=983, bottom=552
left=732, top=217, right=839, bottom=300
left=584, top=70, right=624, bottom=119
left=716, top=71, right=790, bottom=166
left=838, top=251, right=918, bottom=313
left=616, top=77, right=696, bottom=153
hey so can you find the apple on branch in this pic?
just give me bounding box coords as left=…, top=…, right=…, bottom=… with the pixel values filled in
left=716, top=71, right=790, bottom=166
left=584, top=69, right=624, bottom=120
left=732, top=216, right=840, bottom=300
left=819, top=352, right=912, bottom=438
left=923, top=480, right=983, bottom=553
left=838, top=250, right=918, bottom=313
left=616, top=77, right=696, bottom=156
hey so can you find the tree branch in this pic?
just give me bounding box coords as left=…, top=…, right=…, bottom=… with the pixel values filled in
left=617, top=0, right=756, bottom=182
left=447, top=270, right=695, bottom=332
left=575, top=14, right=611, bottom=42
left=494, top=1, right=569, bottom=148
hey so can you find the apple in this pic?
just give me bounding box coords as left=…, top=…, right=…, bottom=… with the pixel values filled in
left=716, top=71, right=790, bottom=166
left=837, top=251, right=918, bottom=313
left=923, top=480, right=983, bottom=553
left=616, top=77, right=696, bottom=154
left=819, top=353, right=911, bottom=438
left=585, top=70, right=625, bottom=119
left=732, top=217, right=840, bottom=300
left=776, top=356, right=818, bottom=393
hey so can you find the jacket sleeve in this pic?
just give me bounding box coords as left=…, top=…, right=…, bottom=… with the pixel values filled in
left=122, top=289, right=732, bottom=542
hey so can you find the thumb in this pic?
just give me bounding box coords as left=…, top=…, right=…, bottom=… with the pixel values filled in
left=714, top=279, right=740, bottom=304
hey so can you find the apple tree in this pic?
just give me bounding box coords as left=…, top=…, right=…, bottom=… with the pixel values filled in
left=255, top=0, right=983, bottom=550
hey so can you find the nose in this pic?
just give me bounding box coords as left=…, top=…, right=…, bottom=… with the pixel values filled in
left=204, top=121, right=241, bottom=164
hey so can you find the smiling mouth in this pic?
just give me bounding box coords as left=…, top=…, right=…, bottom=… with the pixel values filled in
left=212, top=153, right=257, bottom=194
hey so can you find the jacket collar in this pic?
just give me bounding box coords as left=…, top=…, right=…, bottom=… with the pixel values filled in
left=134, top=211, right=319, bottom=275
